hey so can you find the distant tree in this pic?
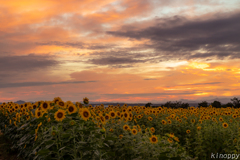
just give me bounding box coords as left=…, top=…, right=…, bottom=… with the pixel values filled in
left=211, top=101, right=221, bottom=108
left=225, top=102, right=234, bottom=108
left=181, top=103, right=190, bottom=109
left=145, top=102, right=152, bottom=108
left=231, top=97, right=240, bottom=108
left=163, top=101, right=189, bottom=109
left=198, top=101, right=208, bottom=108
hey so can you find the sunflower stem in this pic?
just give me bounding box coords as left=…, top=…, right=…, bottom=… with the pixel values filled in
left=72, top=129, right=77, bottom=159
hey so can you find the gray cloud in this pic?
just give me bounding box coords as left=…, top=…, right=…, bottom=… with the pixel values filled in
left=36, top=41, right=117, bottom=50
left=106, top=12, right=240, bottom=61
left=0, top=54, right=59, bottom=72
left=87, top=56, right=147, bottom=65
left=0, top=80, right=97, bottom=88
left=165, top=82, right=222, bottom=87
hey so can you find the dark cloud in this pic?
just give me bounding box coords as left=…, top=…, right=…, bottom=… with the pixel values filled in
left=109, top=64, right=134, bottom=68
left=106, top=12, right=240, bottom=61
left=165, top=82, right=222, bottom=87
left=0, top=54, right=59, bottom=72
left=0, top=80, right=97, bottom=88
left=36, top=41, right=117, bottom=50
left=87, top=56, right=147, bottom=65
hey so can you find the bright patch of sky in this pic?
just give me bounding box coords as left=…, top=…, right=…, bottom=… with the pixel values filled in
left=129, top=61, right=189, bottom=74
left=124, top=0, right=240, bottom=24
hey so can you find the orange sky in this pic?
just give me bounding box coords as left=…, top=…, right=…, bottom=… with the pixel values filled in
left=0, top=0, right=240, bottom=103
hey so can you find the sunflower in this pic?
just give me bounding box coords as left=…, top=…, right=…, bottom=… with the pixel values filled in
left=33, top=104, right=37, bottom=109
left=119, top=134, right=123, bottom=139
left=35, top=109, right=42, bottom=118
left=51, top=130, right=57, bottom=136
left=58, top=100, right=67, bottom=108
left=168, top=120, right=172, bottom=124
left=67, top=104, right=77, bottom=115
left=186, top=130, right=191, bottom=134
left=149, top=135, right=158, bottom=144
left=83, top=97, right=89, bottom=104
left=219, top=117, right=223, bottom=122
left=131, top=129, right=138, bottom=135
left=27, top=104, right=33, bottom=111
left=105, top=114, right=110, bottom=121
left=53, top=97, right=62, bottom=104
left=137, top=115, right=142, bottom=119
left=169, top=133, right=174, bottom=138
left=70, top=120, right=76, bottom=126
left=80, top=108, right=91, bottom=121
left=197, top=126, right=201, bottom=131
left=168, top=138, right=173, bottom=143
left=222, top=122, right=228, bottom=128
left=100, top=116, right=105, bottom=124
left=109, top=128, right=114, bottom=132
left=116, top=111, right=121, bottom=117
left=191, top=119, right=195, bottom=123
left=128, top=117, right=132, bottom=121
left=150, top=127, right=155, bottom=133
left=109, top=111, right=116, bottom=119
left=174, top=137, right=179, bottom=142
left=162, top=120, right=167, bottom=125
left=232, top=114, right=237, bottom=119
left=123, top=124, right=129, bottom=131
left=123, top=112, right=129, bottom=119
left=148, top=116, right=153, bottom=121
left=41, top=101, right=50, bottom=112
left=54, top=109, right=66, bottom=121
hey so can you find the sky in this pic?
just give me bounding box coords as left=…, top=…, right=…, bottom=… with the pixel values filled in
left=0, top=0, right=240, bottom=104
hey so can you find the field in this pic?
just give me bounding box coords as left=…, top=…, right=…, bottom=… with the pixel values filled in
left=0, top=97, right=240, bottom=160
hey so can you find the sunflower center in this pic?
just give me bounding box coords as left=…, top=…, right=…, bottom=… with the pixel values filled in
left=69, top=107, right=74, bottom=112
left=37, top=112, right=41, bottom=116
left=152, top=137, right=156, bottom=142
left=83, top=111, right=89, bottom=117
left=57, top=112, right=63, bottom=118
left=43, top=103, right=48, bottom=109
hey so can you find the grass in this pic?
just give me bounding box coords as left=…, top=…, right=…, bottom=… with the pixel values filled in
left=0, top=130, right=23, bottom=160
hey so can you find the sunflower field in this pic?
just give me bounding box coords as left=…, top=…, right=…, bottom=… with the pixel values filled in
left=0, top=97, right=240, bottom=160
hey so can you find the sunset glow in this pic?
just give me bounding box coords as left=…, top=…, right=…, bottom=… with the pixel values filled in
left=0, top=0, right=240, bottom=103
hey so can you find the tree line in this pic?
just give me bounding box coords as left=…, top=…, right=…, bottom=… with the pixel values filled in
left=145, top=97, right=240, bottom=109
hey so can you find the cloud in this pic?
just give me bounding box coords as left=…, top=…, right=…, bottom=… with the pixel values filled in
left=168, top=82, right=223, bottom=87
left=106, top=12, right=240, bottom=61
left=0, top=80, right=97, bottom=88
left=35, top=41, right=117, bottom=50
left=87, top=56, right=147, bottom=65
left=0, top=54, right=59, bottom=72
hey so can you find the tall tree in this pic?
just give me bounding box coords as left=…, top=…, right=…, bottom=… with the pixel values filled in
left=231, top=97, right=240, bottom=108
left=211, top=101, right=221, bottom=108
left=145, top=102, right=152, bottom=108
left=198, top=101, right=208, bottom=108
